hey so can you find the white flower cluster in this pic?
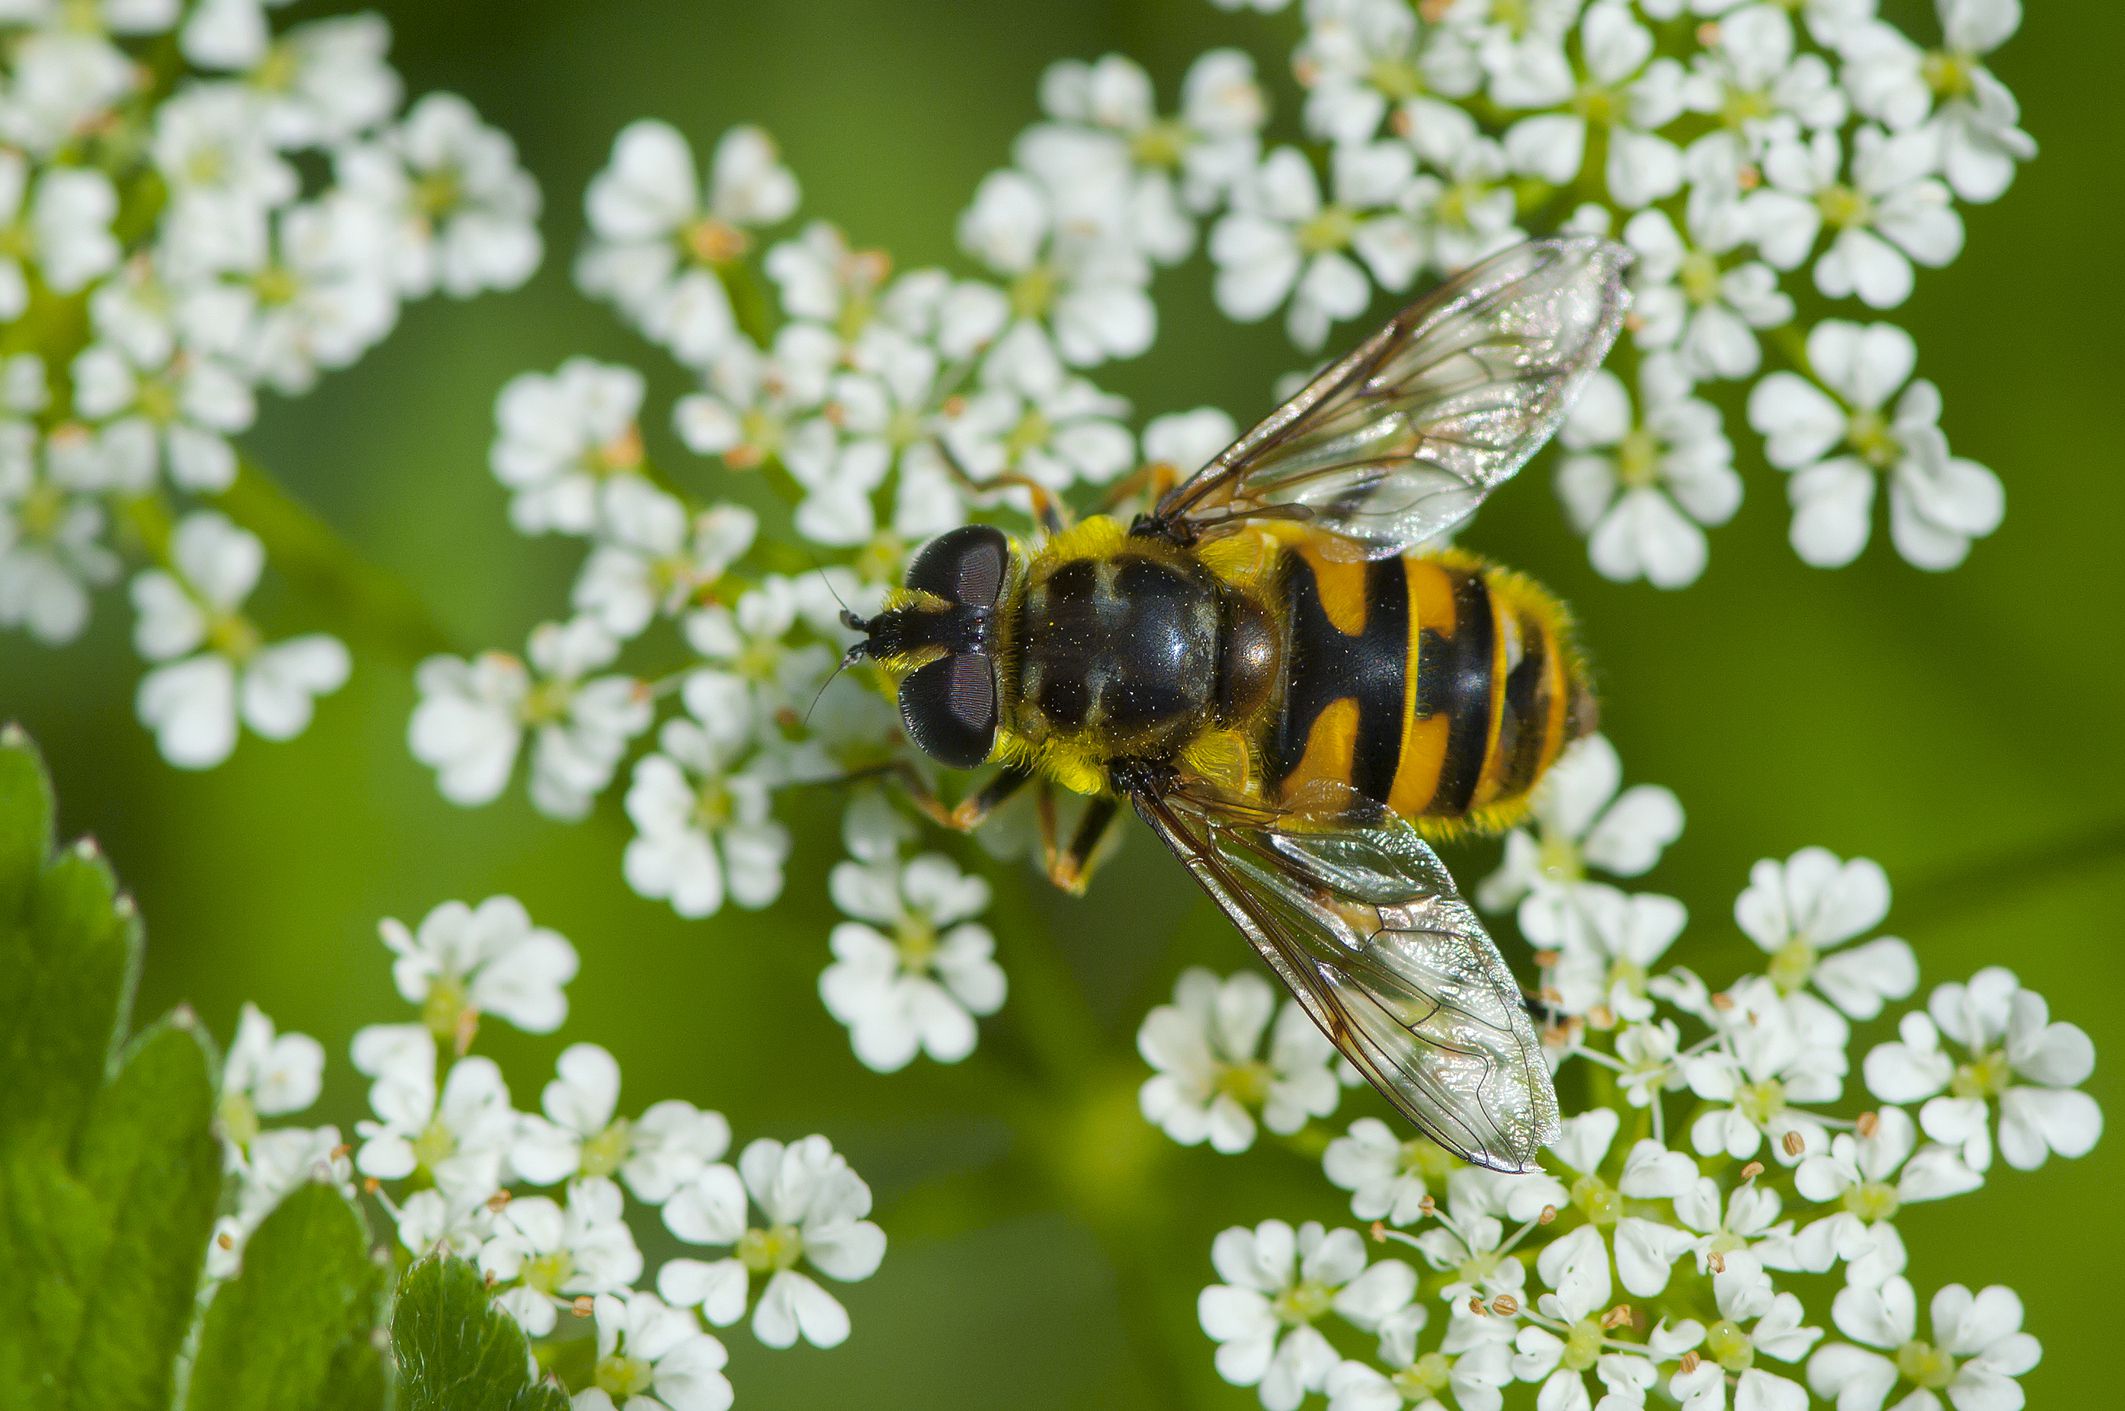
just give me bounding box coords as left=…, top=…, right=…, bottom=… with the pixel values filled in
left=208, top=894, right=887, bottom=1411
left=0, top=5, right=538, bottom=766
left=1217, top=0, right=2026, bottom=585
left=1162, top=732, right=2097, bottom=1411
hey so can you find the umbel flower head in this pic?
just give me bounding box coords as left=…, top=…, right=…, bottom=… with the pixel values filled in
left=0, top=3, right=539, bottom=767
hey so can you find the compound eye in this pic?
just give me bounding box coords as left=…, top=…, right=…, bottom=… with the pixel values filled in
left=899, top=653, right=997, bottom=769
left=905, top=525, right=1009, bottom=608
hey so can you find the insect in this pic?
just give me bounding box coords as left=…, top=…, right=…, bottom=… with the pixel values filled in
left=841, top=237, right=1631, bottom=1171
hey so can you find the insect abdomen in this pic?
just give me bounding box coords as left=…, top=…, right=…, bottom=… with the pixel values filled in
left=1265, top=541, right=1591, bottom=833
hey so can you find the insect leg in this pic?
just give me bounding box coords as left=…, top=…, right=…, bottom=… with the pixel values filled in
left=930, top=436, right=1070, bottom=537
left=946, top=765, right=1035, bottom=832
left=1045, top=795, right=1121, bottom=896
left=1092, top=459, right=1182, bottom=518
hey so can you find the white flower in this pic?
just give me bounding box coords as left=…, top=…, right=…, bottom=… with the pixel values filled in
left=1685, top=982, right=1845, bottom=1163
left=1680, top=5, right=1847, bottom=177
left=1512, top=1223, right=1658, bottom=1411
left=491, top=358, right=647, bottom=537
left=1863, top=968, right=2102, bottom=1172
left=1840, top=3, right=2033, bottom=203
left=408, top=651, right=532, bottom=805
left=378, top=895, right=579, bottom=1035
left=946, top=323, right=1135, bottom=492
left=1623, top=206, right=1792, bottom=381
left=1807, top=1278, right=2040, bottom=1411
left=1533, top=884, right=1689, bottom=1024
left=820, top=852, right=1006, bottom=1072
left=216, top=1002, right=324, bottom=1157
left=1506, top=1112, right=1697, bottom=1296
left=622, top=691, right=790, bottom=919
left=1503, top=2, right=1686, bottom=209
left=197, top=196, right=401, bottom=394
left=1478, top=734, right=1683, bottom=936
left=1137, top=968, right=1341, bottom=1154
left=0, top=154, right=121, bottom=315
left=658, top=1135, right=887, bottom=1350
left=481, top=1177, right=644, bottom=1337
left=337, top=92, right=542, bottom=299
left=350, top=1024, right=514, bottom=1201
left=181, top=0, right=297, bottom=70
left=1323, top=1116, right=1459, bottom=1227
left=1556, top=359, right=1740, bottom=588
left=683, top=574, right=836, bottom=722
left=208, top=1124, right=352, bottom=1278
left=244, top=13, right=402, bottom=149
left=957, top=162, right=1156, bottom=368
left=1659, top=1273, right=1822, bottom=1411
left=1200, top=1219, right=1417, bottom=1411
left=511, top=1043, right=731, bottom=1203
left=130, top=512, right=350, bottom=769
left=672, top=326, right=837, bottom=475
left=1405, top=1167, right=1528, bottom=1307
left=1670, top=1174, right=1805, bottom=1289
left=521, top=618, right=653, bottom=821
left=149, top=85, right=294, bottom=277
left=1401, top=133, right=1525, bottom=274
left=0, top=463, right=122, bottom=645
left=1791, top=1107, right=1980, bottom=1286
left=1296, top=0, right=1481, bottom=148
left=1210, top=142, right=1422, bottom=350
left=1735, top=847, right=1916, bottom=1020
left=0, top=32, right=137, bottom=158
left=1748, top=127, right=1962, bottom=309
left=391, top=1186, right=495, bottom=1262
left=71, top=339, right=255, bottom=492
left=579, top=122, right=797, bottom=366
left=1325, top=1306, right=1514, bottom=1411
left=574, top=483, right=755, bottom=640
left=574, top=1292, right=732, bottom=1411
left=1748, top=320, right=2002, bottom=569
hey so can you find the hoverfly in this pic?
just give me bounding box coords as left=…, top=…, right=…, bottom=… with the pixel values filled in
left=841, top=237, right=1631, bottom=1172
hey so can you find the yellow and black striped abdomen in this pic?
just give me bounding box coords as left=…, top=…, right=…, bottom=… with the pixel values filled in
left=1261, top=538, right=1592, bottom=836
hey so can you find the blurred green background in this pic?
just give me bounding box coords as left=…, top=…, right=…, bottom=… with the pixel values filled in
left=4, top=1, right=2121, bottom=1406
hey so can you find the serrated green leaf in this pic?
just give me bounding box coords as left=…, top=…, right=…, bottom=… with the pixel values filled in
left=183, top=1182, right=387, bottom=1411
left=391, top=1257, right=573, bottom=1411
left=59, top=1017, right=223, bottom=1411
left=0, top=1150, right=102, bottom=1400
left=0, top=844, right=139, bottom=1151
left=0, top=724, right=54, bottom=914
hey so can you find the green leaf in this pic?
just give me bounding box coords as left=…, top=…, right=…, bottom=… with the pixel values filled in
left=390, top=1257, right=572, bottom=1411
left=183, top=1182, right=387, bottom=1411
left=0, top=732, right=137, bottom=1152
left=60, top=1017, right=223, bottom=1411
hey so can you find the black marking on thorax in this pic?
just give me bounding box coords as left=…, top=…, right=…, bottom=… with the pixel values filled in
left=1270, top=554, right=1409, bottom=801
left=1019, top=553, right=1219, bottom=739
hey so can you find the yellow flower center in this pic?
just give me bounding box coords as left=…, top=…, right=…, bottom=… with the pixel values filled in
left=18, top=482, right=65, bottom=540
left=1009, top=263, right=1057, bottom=320
left=1216, top=1058, right=1275, bottom=1108
left=581, top=1118, right=635, bottom=1180
left=1737, top=1079, right=1788, bottom=1126
left=205, top=611, right=261, bottom=662
left=1817, top=183, right=1873, bottom=231
left=219, top=1090, right=260, bottom=1149
left=422, top=973, right=470, bottom=1040
left=1708, top=1318, right=1756, bottom=1371
left=1842, top=1179, right=1901, bottom=1222
left=412, top=1116, right=457, bottom=1176
left=1297, top=204, right=1358, bottom=255
left=894, top=915, right=941, bottom=972
left=1561, top=1316, right=1605, bottom=1371
left=684, top=217, right=749, bottom=266
left=1767, top=938, right=1816, bottom=993
left=1394, top=1352, right=1454, bottom=1400
left=1617, top=427, right=1663, bottom=489
left=1922, top=51, right=1977, bottom=101
left=1271, top=1279, right=1336, bottom=1326
left=1897, top=1339, right=1959, bottom=1390
left=1846, top=408, right=1901, bottom=468
left=737, top=1223, right=805, bottom=1274
left=1571, top=1173, right=1622, bottom=1226
left=595, top=1353, right=656, bottom=1400
left=1950, top=1048, right=2012, bottom=1100
left=1130, top=118, right=1191, bottom=167
left=1680, top=251, right=1723, bottom=306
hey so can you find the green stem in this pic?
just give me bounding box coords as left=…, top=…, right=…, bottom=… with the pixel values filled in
left=210, top=456, right=464, bottom=663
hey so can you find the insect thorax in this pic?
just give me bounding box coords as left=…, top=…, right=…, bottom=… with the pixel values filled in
left=999, top=519, right=1278, bottom=782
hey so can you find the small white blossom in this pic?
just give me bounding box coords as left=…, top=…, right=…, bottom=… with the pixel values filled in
left=1200, top=1219, right=1417, bottom=1411
left=350, top=1025, right=514, bottom=1201
left=1556, top=359, right=1740, bottom=588
left=481, top=1177, right=644, bottom=1337
left=0, top=153, right=121, bottom=315
left=408, top=651, right=532, bottom=805
left=1807, top=1278, right=2040, bottom=1411
left=1512, top=1223, right=1658, bottom=1411
left=574, top=1291, right=733, bottom=1411
left=579, top=122, right=797, bottom=366
left=622, top=688, right=790, bottom=919
left=1323, top=1116, right=1458, bottom=1227
left=1657, top=1273, right=1822, bottom=1411
left=511, top=1043, right=732, bottom=1203
left=1623, top=205, right=1793, bottom=381
left=216, top=1002, right=324, bottom=1160
left=378, top=895, right=579, bottom=1035
left=130, top=512, right=350, bottom=769
left=1863, top=968, right=2102, bottom=1172
left=520, top=618, right=654, bottom=821
left=659, top=1136, right=887, bottom=1350
left=1748, top=126, right=1962, bottom=309
left=491, top=358, right=648, bottom=537
left=821, top=852, right=1006, bottom=1072
left=1791, top=1106, right=1980, bottom=1286
left=1736, top=847, right=1916, bottom=1020
left=1749, top=320, right=2002, bottom=569
left=1138, top=968, right=1341, bottom=1154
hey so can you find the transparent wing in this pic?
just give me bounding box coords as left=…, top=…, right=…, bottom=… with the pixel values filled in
left=1127, top=776, right=1560, bottom=1171
left=1150, top=236, right=1631, bottom=560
